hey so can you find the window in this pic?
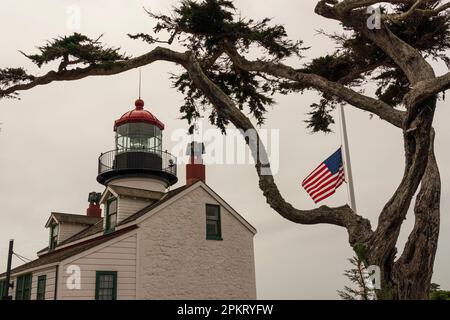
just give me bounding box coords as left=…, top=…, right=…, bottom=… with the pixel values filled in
left=49, top=223, right=59, bottom=250
left=105, top=197, right=118, bottom=233
left=15, top=273, right=32, bottom=300
left=0, top=279, right=5, bottom=299
left=36, top=275, right=46, bottom=300
left=95, top=271, right=117, bottom=300
left=206, top=204, right=222, bottom=240
left=116, top=123, right=162, bottom=154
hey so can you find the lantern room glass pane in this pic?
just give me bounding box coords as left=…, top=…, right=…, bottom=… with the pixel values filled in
left=116, top=123, right=162, bottom=154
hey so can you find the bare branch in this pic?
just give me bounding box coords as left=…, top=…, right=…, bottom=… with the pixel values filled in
left=224, top=45, right=405, bottom=128
left=315, top=1, right=436, bottom=86
left=405, top=71, right=450, bottom=107
left=386, top=0, right=425, bottom=22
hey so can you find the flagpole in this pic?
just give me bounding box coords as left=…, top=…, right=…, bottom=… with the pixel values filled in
left=339, top=105, right=357, bottom=212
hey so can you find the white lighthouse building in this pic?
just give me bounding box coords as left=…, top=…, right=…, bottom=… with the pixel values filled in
left=0, top=99, right=257, bottom=300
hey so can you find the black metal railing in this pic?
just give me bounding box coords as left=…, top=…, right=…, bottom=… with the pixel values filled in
left=98, top=149, right=177, bottom=177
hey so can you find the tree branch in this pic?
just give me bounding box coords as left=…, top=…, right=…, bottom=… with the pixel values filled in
left=405, top=71, right=450, bottom=107
left=386, top=0, right=425, bottom=22
left=0, top=46, right=374, bottom=246
left=315, top=1, right=436, bottom=86
left=182, top=52, right=373, bottom=245
left=0, top=47, right=189, bottom=98
left=224, top=45, right=405, bottom=128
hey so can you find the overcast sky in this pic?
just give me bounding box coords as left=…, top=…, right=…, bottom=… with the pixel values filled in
left=0, top=0, right=449, bottom=299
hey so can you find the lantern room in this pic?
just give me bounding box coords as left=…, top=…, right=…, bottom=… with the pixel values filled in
left=114, top=99, right=164, bottom=153
left=97, top=99, right=177, bottom=187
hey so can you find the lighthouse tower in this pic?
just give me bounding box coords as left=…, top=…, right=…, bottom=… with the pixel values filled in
left=97, top=99, right=178, bottom=193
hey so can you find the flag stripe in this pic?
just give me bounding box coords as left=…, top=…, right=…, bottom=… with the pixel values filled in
left=302, top=163, right=326, bottom=182
left=302, top=164, right=327, bottom=185
left=314, top=174, right=345, bottom=203
left=314, top=189, right=336, bottom=204
left=301, top=148, right=345, bottom=204
left=303, top=166, right=330, bottom=190
left=306, top=172, right=334, bottom=194
left=304, top=172, right=333, bottom=193
left=309, top=170, right=344, bottom=197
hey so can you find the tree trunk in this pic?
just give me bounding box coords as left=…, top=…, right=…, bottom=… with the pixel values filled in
left=369, top=129, right=440, bottom=300
left=392, top=129, right=441, bottom=299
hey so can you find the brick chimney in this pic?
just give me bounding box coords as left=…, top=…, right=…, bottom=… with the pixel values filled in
left=186, top=141, right=205, bottom=185
left=87, top=192, right=102, bottom=218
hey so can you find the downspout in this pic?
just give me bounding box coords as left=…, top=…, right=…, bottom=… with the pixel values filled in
left=54, top=265, right=59, bottom=300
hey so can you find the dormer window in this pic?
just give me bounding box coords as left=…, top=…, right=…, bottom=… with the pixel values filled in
left=49, top=223, right=59, bottom=250
left=105, top=197, right=118, bottom=233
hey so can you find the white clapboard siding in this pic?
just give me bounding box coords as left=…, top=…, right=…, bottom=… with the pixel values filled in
left=4, top=266, right=56, bottom=300
left=59, top=234, right=137, bottom=300
left=117, top=197, right=150, bottom=224
left=58, top=222, right=90, bottom=243
left=30, top=266, right=57, bottom=300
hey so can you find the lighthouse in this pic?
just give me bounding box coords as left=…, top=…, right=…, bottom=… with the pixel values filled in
left=0, top=97, right=257, bottom=301
left=97, top=98, right=178, bottom=193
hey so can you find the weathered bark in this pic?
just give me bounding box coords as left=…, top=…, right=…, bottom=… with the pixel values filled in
left=365, top=96, right=436, bottom=295
left=313, top=0, right=445, bottom=299
left=393, top=129, right=441, bottom=300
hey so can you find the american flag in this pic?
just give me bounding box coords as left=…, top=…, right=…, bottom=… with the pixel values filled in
left=302, top=148, right=345, bottom=203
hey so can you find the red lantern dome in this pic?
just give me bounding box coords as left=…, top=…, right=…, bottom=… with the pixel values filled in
left=114, top=99, right=165, bottom=131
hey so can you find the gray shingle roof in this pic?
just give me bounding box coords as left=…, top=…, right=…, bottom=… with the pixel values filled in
left=109, top=185, right=164, bottom=200
left=119, top=184, right=189, bottom=225
left=58, top=219, right=105, bottom=246
left=0, top=226, right=137, bottom=278
left=48, top=212, right=101, bottom=226
left=6, top=184, right=192, bottom=277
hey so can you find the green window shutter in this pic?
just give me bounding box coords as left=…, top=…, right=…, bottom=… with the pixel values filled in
left=49, top=223, right=59, bottom=250
left=105, top=198, right=118, bottom=234
left=15, top=273, right=32, bottom=300
left=0, top=279, right=5, bottom=299
left=23, top=274, right=32, bottom=300
left=95, top=271, right=117, bottom=300
left=37, top=275, right=47, bottom=300
left=206, top=204, right=222, bottom=240
left=15, top=276, right=24, bottom=300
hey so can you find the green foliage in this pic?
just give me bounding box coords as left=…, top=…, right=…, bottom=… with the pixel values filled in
left=338, top=255, right=377, bottom=300
left=353, top=242, right=368, bottom=261
left=429, top=283, right=450, bottom=300
left=8, top=0, right=450, bottom=134
left=305, top=98, right=336, bottom=134
left=429, top=291, right=450, bottom=300
left=299, top=1, right=450, bottom=132
left=130, top=0, right=305, bottom=131
left=0, top=68, right=35, bottom=99
left=21, top=33, right=128, bottom=70
left=132, top=0, right=450, bottom=133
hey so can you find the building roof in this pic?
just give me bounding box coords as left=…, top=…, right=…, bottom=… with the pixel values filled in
left=119, top=184, right=190, bottom=225
left=109, top=185, right=163, bottom=200
left=0, top=226, right=137, bottom=278
left=114, top=99, right=165, bottom=130
left=58, top=219, right=105, bottom=246
left=9, top=181, right=255, bottom=277
left=41, top=185, right=188, bottom=253
left=47, top=212, right=101, bottom=226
